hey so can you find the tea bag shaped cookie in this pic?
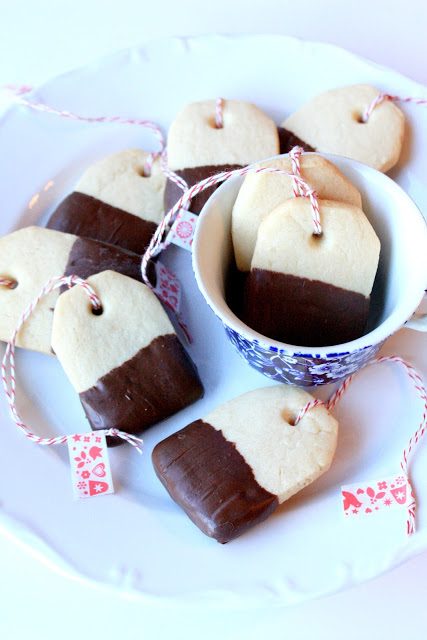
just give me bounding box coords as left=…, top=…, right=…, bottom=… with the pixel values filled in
left=0, top=226, right=144, bottom=354
left=153, top=386, right=338, bottom=543
left=164, top=99, right=279, bottom=213
left=232, top=154, right=362, bottom=272
left=282, top=85, right=404, bottom=172
left=51, top=271, right=203, bottom=435
left=47, top=150, right=166, bottom=253
left=243, top=199, right=380, bottom=346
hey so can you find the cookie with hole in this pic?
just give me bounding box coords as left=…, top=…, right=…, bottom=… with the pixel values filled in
left=152, top=385, right=338, bottom=543
left=242, top=198, right=381, bottom=346
left=51, top=270, right=203, bottom=438
left=232, top=153, right=363, bottom=273
left=164, top=99, right=279, bottom=213
left=282, top=85, right=404, bottom=172
left=47, top=149, right=165, bottom=254
left=0, top=226, right=147, bottom=354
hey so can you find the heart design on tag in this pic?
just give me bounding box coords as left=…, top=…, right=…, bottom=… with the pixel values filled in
left=92, top=462, right=106, bottom=478
left=89, top=480, right=109, bottom=496
left=390, top=485, right=407, bottom=505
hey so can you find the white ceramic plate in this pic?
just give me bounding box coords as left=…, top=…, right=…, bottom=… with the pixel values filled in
left=1, top=35, right=427, bottom=609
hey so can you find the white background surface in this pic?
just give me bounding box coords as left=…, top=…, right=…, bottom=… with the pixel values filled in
left=1, top=1, right=427, bottom=638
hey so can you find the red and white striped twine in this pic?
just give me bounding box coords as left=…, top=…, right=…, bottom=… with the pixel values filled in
left=141, top=161, right=323, bottom=284
left=288, top=145, right=322, bottom=235
left=160, top=149, right=189, bottom=196
left=1, top=274, right=143, bottom=453
left=289, top=145, right=305, bottom=197
left=294, top=355, right=427, bottom=535
left=215, top=97, right=224, bottom=129
left=363, top=93, right=427, bottom=122
left=159, top=97, right=225, bottom=194
left=7, top=85, right=165, bottom=176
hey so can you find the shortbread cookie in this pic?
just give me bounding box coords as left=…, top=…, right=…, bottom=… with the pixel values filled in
left=152, top=386, right=338, bottom=543
left=243, top=199, right=380, bottom=346
left=164, top=99, right=279, bottom=213
left=232, top=154, right=363, bottom=272
left=52, top=271, right=203, bottom=436
left=47, top=150, right=166, bottom=253
left=282, top=85, right=404, bottom=172
left=0, top=226, right=144, bottom=354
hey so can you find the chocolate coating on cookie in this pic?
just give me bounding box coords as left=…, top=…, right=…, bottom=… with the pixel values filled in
left=164, top=164, right=242, bottom=214
left=153, top=386, right=338, bottom=542
left=52, top=271, right=203, bottom=439
left=47, top=192, right=157, bottom=254
left=243, top=270, right=369, bottom=346
left=64, top=236, right=143, bottom=283
left=242, top=198, right=380, bottom=346
left=277, top=127, right=315, bottom=154
left=153, top=420, right=278, bottom=543
left=80, top=335, right=203, bottom=434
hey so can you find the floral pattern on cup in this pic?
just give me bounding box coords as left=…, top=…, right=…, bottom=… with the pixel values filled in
left=225, top=327, right=383, bottom=386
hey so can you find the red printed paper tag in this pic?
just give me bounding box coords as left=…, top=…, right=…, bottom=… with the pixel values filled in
left=341, top=474, right=412, bottom=519
left=166, top=208, right=197, bottom=251
left=67, top=431, right=114, bottom=499
left=153, top=261, right=182, bottom=314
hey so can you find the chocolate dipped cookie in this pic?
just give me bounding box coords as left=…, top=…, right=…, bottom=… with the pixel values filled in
left=0, top=226, right=145, bottom=354
left=152, top=386, right=338, bottom=543
left=51, top=271, right=203, bottom=436
left=47, top=149, right=166, bottom=253
left=164, top=99, right=279, bottom=213
left=232, top=154, right=362, bottom=272
left=282, top=85, right=404, bottom=172
left=243, top=198, right=380, bottom=346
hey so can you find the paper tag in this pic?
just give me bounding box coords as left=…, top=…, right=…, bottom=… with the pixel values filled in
left=153, top=261, right=182, bottom=314
left=341, top=474, right=411, bottom=519
left=67, top=431, right=114, bottom=499
left=166, top=208, right=197, bottom=251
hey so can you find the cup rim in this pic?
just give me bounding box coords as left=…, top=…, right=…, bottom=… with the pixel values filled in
left=192, top=152, right=427, bottom=358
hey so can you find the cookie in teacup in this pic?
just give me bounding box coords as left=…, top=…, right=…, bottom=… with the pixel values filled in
left=232, top=154, right=363, bottom=273
left=242, top=198, right=380, bottom=346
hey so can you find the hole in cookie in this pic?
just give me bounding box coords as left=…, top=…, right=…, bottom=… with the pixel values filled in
left=311, top=232, right=323, bottom=243
left=137, top=166, right=151, bottom=178
left=353, top=111, right=367, bottom=124
left=0, top=277, right=18, bottom=289
left=281, top=409, right=296, bottom=426
left=208, top=116, right=223, bottom=130
left=91, top=304, right=104, bottom=316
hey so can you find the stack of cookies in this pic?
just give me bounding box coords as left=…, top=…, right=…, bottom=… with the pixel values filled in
left=230, top=154, right=381, bottom=346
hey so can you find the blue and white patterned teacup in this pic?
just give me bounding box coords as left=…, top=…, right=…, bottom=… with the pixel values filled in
left=192, top=154, right=427, bottom=387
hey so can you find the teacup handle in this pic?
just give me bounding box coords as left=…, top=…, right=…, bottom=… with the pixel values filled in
left=405, top=291, right=427, bottom=332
